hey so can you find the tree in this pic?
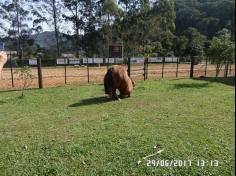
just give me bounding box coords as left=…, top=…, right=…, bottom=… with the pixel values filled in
left=208, top=29, right=235, bottom=77
left=96, top=0, right=119, bottom=58
left=63, top=0, right=88, bottom=58
left=182, top=27, right=206, bottom=57
left=32, top=0, right=63, bottom=58
left=157, top=0, right=176, bottom=55
left=175, top=0, right=235, bottom=39
left=118, top=0, right=157, bottom=57
left=173, top=35, right=188, bottom=57
left=1, top=0, right=32, bottom=61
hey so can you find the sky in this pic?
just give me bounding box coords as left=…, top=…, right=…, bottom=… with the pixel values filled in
left=0, top=0, right=73, bottom=36
left=0, top=0, right=137, bottom=36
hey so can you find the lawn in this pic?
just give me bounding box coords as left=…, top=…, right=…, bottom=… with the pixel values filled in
left=0, top=77, right=235, bottom=176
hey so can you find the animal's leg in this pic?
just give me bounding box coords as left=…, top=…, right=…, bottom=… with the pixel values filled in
left=118, top=89, right=124, bottom=99
left=112, top=89, right=119, bottom=100
left=118, top=94, right=124, bottom=99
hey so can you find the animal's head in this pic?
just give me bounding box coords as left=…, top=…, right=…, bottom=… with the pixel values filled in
left=104, top=69, right=113, bottom=96
left=104, top=85, right=113, bottom=97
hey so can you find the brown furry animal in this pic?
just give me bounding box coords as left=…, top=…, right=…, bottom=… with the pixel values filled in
left=104, top=65, right=134, bottom=100
left=0, top=52, right=7, bottom=79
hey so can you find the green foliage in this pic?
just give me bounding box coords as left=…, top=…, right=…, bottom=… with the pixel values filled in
left=208, top=29, right=235, bottom=63
left=208, top=29, right=235, bottom=76
left=175, top=0, right=235, bottom=38
left=182, top=27, right=206, bottom=56
left=0, top=0, right=235, bottom=58
left=142, top=42, right=164, bottom=57
left=157, top=0, right=176, bottom=54
left=103, top=0, right=119, bottom=16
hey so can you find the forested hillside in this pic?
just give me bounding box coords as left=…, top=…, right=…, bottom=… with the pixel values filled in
left=0, top=0, right=235, bottom=60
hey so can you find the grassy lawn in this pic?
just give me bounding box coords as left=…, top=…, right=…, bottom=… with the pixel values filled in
left=0, top=77, right=235, bottom=176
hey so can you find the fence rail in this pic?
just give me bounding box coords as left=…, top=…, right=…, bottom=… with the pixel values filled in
left=0, top=56, right=235, bottom=90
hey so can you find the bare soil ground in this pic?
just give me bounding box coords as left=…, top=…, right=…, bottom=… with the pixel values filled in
left=0, top=63, right=234, bottom=90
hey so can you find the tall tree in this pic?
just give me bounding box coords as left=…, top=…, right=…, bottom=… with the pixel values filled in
left=32, top=0, right=63, bottom=58
left=63, top=0, right=89, bottom=58
left=96, top=0, right=119, bottom=58
left=156, top=0, right=176, bottom=55
left=1, top=0, right=32, bottom=60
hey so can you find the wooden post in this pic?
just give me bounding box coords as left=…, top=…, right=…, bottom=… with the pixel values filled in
left=107, top=58, right=110, bottom=70
left=127, top=58, right=131, bottom=77
left=205, top=57, right=208, bottom=77
left=144, top=58, right=146, bottom=81
left=176, top=57, right=179, bottom=78
left=146, top=58, right=149, bottom=80
left=37, top=57, right=43, bottom=89
left=162, top=57, right=165, bottom=78
left=190, top=56, right=194, bottom=78
left=9, top=54, right=14, bottom=88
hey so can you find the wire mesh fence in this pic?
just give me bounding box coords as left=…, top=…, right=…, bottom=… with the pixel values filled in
left=0, top=56, right=235, bottom=90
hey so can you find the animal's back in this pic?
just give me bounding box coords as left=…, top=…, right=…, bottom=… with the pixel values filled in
left=111, top=65, right=133, bottom=95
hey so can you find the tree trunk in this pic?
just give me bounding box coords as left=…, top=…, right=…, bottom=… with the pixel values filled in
left=216, top=63, right=221, bottom=77
left=16, top=0, right=22, bottom=62
left=75, top=3, right=80, bottom=61
left=224, top=62, right=229, bottom=78
left=52, top=0, right=60, bottom=58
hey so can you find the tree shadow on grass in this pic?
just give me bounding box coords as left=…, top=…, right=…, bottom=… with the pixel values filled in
left=0, top=100, right=7, bottom=105
left=174, top=83, right=210, bottom=89
left=68, top=96, right=113, bottom=107
left=0, top=88, right=38, bottom=93
left=0, top=96, right=23, bottom=105
left=193, top=77, right=235, bottom=87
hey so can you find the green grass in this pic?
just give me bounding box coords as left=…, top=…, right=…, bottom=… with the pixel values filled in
left=0, top=77, right=235, bottom=176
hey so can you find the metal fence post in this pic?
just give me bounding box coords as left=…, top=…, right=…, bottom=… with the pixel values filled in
left=37, top=57, right=43, bottom=89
